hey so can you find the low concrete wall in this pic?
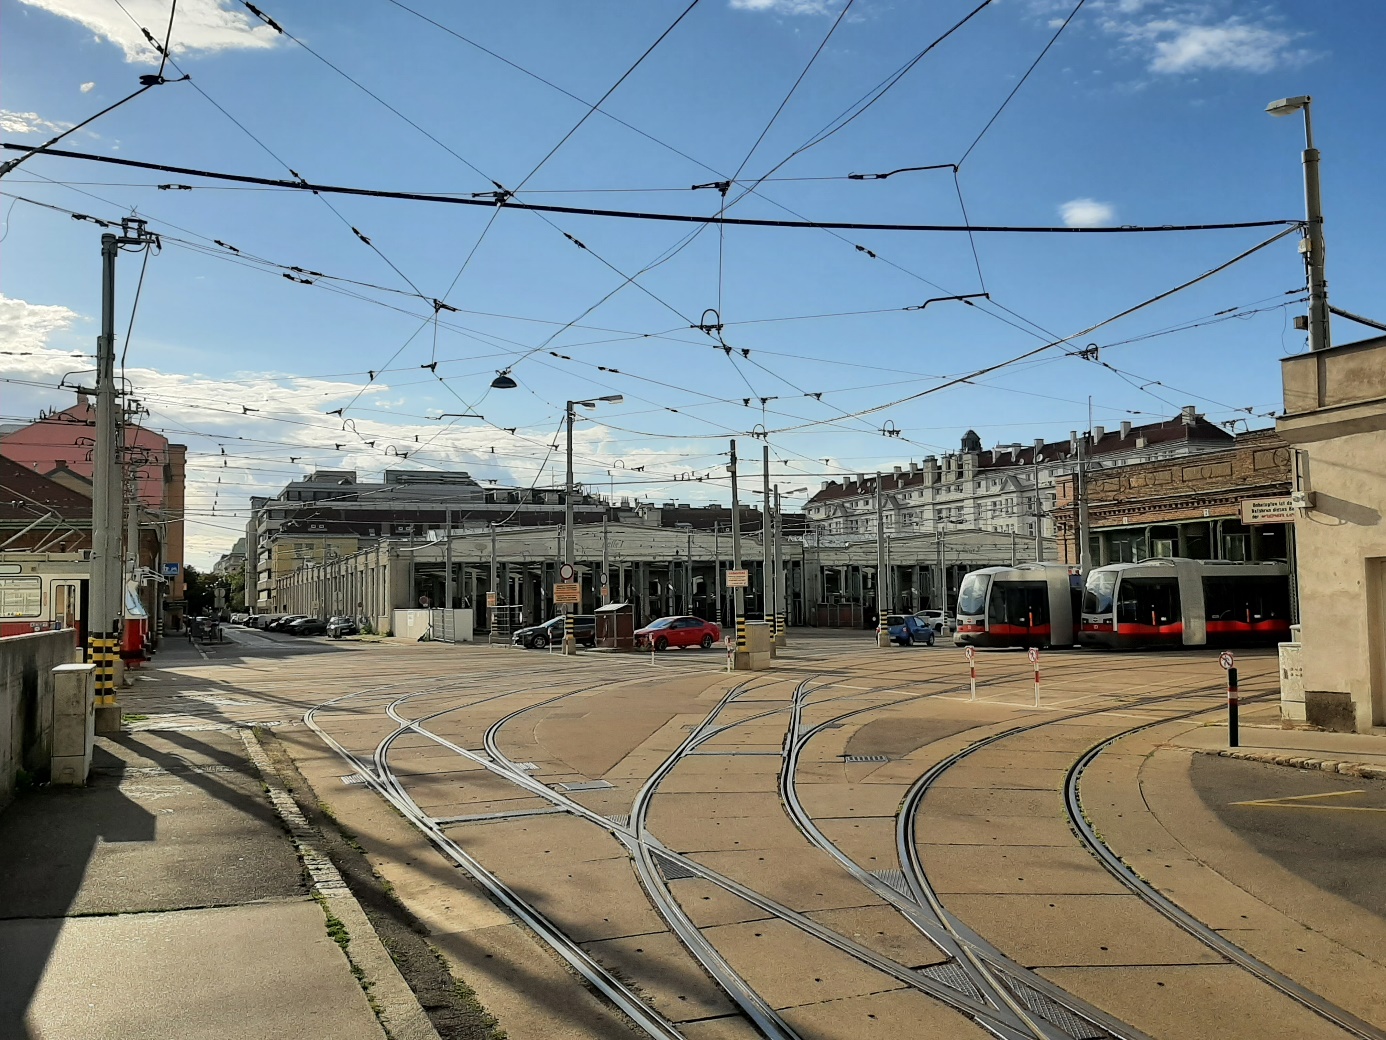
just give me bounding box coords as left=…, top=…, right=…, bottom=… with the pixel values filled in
left=1, top=630, right=77, bottom=807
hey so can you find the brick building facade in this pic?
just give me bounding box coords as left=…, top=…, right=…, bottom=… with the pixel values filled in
left=1054, top=429, right=1293, bottom=566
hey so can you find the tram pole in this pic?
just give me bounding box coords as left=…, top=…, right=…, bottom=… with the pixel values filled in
left=876, top=472, right=889, bottom=648
left=91, top=233, right=122, bottom=734
left=729, top=441, right=744, bottom=659
left=762, top=443, right=774, bottom=645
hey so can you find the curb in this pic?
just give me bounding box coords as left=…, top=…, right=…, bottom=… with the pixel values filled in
left=239, top=728, right=442, bottom=1040
left=1193, top=746, right=1386, bottom=780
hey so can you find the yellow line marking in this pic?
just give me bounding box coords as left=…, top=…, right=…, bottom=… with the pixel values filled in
left=1231, top=789, right=1386, bottom=812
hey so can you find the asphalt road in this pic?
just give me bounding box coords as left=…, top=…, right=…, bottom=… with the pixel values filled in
left=1191, top=753, right=1386, bottom=919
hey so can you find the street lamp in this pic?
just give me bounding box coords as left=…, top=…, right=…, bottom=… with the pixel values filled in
left=563, top=395, right=624, bottom=654
left=1266, top=95, right=1330, bottom=352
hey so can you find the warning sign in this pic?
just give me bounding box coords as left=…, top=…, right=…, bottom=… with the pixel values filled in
left=553, top=582, right=581, bottom=605
left=726, top=569, right=749, bottom=588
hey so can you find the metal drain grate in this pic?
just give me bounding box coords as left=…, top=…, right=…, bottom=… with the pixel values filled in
left=557, top=780, right=615, bottom=792
left=870, top=869, right=912, bottom=896
left=605, top=814, right=630, bottom=826
left=998, top=972, right=1111, bottom=1039
left=514, top=762, right=540, bottom=772
left=340, top=774, right=368, bottom=785
left=653, top=853, right=699, bottom=881
left=842, top=754, right=889, bottom=763
left=918, top=960, right=985, bottom=1002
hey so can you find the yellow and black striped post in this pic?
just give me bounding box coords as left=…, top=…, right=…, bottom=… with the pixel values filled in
left=735, top=618, right=748, bottom=650
left=91, top=634, right=118, bottom=708
left=775, top=613, right=786, bottom=645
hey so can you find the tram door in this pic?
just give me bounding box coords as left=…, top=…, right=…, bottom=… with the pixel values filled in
left=52, top=582, right=78, bottom=631
left=988, top=581, right=1051, bottom=642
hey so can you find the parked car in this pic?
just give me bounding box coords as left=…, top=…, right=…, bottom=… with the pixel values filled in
left=266, top=614, right=307, bottom=632
left=512, top=615, right=596, bottom=650
left=285, top=617, right=328, bottom=636
left=914, top=609, right=956, bottom=634
left=886, top=614, right=935, bottom=646
left=634, top=616, right=722, bottom=651
left=326, top=616, right=360, bottom=639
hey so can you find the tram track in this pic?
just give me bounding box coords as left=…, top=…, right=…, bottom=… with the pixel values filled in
left=1065, top=713, right=1386, bottom=1040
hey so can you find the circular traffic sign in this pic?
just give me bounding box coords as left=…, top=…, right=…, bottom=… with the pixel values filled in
left=964, top=645, right=975, bottom=663
left=1219, top=651, right=1235, bottom=670
left=1028, top=647, right=1040, bottom=665
left=558, top=562, right=577, bottom=582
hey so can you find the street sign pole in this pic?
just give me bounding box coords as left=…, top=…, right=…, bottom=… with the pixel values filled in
left=1221, top=651, right=1239, bottom=747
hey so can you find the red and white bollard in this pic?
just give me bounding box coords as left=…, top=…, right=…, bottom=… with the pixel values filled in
left=1029, top=646, right=1041, bottom=707
left=965, top=645, right=976, bottom=702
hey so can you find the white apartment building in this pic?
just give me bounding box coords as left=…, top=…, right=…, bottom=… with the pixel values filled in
left=805, top=407, right=1234, bottom=554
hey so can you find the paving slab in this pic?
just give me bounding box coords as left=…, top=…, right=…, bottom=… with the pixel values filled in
left=581, top=930, right=740, bottom=1023
left=699, top=917, right=909, bottom=1009
left=942, top=893, right=1223, bottom=967
left=648, top=810, right=811, bottom=853
left=794, top=782, right=910, bottom=818
left=920, top=844, right=1129, bottom=895
left=803, top=905, right=950, bottom=967
left=812, top=818, right=899, bottom=870
left=1, top=900, right=384, bottom=1040
left=1037, top=964, right=1355, bottom=1040
left=776, top=986, right=996, bottom=1039
left=677, top=1014, right=762, bottom=1040
left=687, top=847, right=886, bottom=914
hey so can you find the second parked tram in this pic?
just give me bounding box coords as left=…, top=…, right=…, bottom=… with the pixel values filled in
left=953, top=563, right=1082, bottom=648
left=1078, top=559, right=1291, bottom=649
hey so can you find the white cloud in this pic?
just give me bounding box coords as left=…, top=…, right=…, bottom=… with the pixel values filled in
left=729, top=0, right=838, bottom=14
left=16, top=0, right=280, bottom=63
left=80, top=81, right=96, bottom=92
left=0, top=109, right=72, bottom=135
left=1097, top=2, right=1315, bottom=75
left=1059, top=197, right=1115, bottom=227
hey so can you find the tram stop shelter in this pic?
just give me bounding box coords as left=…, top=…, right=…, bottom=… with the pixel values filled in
left=595, top=602, right=635, bottom=651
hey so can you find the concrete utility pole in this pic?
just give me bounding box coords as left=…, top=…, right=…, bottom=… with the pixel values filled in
left=488, top=523, right=497, bottom=645
left=563, top=395, right=621, bottom=655
left=773, top=485, right=786, bottom=646
left=1034, top=452, right=1044, bottom=563
left=601, top=514, right=610, bottom=606
left=1266, top=95, right=1330, bottom=352
left=1078, top=402, right=1093, bottom=575
left=876, top=472, right=889, bottom=647
left=714, top=523, right=722, bottom=625
left=91, top=219, right=158, bottom=735
left=761, top=443, right=773, bottom=630
left=729, top=440, right=743, bottom=642
left=443, top=507, right=453, bottom=629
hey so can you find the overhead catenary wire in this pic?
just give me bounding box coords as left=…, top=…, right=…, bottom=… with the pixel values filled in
left=0, top=145, right=1299, bottom=235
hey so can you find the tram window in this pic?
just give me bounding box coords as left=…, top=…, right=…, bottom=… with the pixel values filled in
left=1204, top=576, right=1290, bottom=621
left=956, top=574, right=988, bottom=616
left=1116, top=577, right=1180, bottom=625
left=1, top=576, right=41, bottom=617
left=1083, top=572, right=1116, bottom=614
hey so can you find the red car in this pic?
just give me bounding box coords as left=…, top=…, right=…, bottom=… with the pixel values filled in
left=634, top=615, right=722, bottom=651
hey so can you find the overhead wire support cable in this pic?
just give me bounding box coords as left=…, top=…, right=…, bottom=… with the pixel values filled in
left=0, top=144, right=1301, bottom=235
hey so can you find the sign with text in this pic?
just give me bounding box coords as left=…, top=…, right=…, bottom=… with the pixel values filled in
left=486, top=592, right=498, bottom=607
left=162, top=562, right=180, bottom=576
left=1240, top=497, right=1296, bottom=525
left=725, top=569, right=750, bottom=588
left=553, top=582, right=582, bottom=605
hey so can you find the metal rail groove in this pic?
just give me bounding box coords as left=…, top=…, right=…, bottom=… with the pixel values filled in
left=307, top=695, right=689, bottom=1040
left=1065, top=715, right=1386, bottom=1040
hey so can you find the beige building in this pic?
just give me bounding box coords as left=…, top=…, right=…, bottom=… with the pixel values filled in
left=1277, top=334, right=1386, bottom=732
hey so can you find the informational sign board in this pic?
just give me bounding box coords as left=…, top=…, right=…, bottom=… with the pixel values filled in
left=553, top=582, right=582, bottom=605
left=1239, top=497, right=1296, bottom=525
left=486, top=592, right=498, bottom=607
left=725, top=569, right=750, bottom=588
left=163, top=562, right=180, bottom=576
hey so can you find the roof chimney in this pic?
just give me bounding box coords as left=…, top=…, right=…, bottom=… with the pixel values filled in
left=819, top=481, right=830, bottom=491
left=908, top=461, right=920, bottom=474
left=1120, top=420, right=1132, bottom=440
left=1033, top=438, right=1044, bottom=451
left=1093, top=425, right=1105, bottom=442
left=893, top=465, right=903, bottom=476
left=855, top=473, right=865, bottom=485
left=1180, top=405, right=1197, bottom=425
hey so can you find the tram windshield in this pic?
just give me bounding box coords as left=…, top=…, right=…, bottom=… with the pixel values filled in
left=956, top=573, right=989, bottom=616
left=1082, top=571, right=1117, bottom=615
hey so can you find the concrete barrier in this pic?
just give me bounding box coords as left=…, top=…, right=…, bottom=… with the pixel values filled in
left=1, top=630, right=77, bottom=807
left=734, top=621, right=773, bottom=671
left=51, top=663, right=95, bottom=786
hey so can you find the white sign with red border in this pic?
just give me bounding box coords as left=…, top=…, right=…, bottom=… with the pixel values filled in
left=1219, top=651, right=1235, bottom=670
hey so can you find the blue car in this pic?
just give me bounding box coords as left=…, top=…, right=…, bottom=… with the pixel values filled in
left=885, top=614, right=935, bottom=647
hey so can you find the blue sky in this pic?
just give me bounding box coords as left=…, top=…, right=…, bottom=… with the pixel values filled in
left=3, top=0, right=1383, bottom=564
